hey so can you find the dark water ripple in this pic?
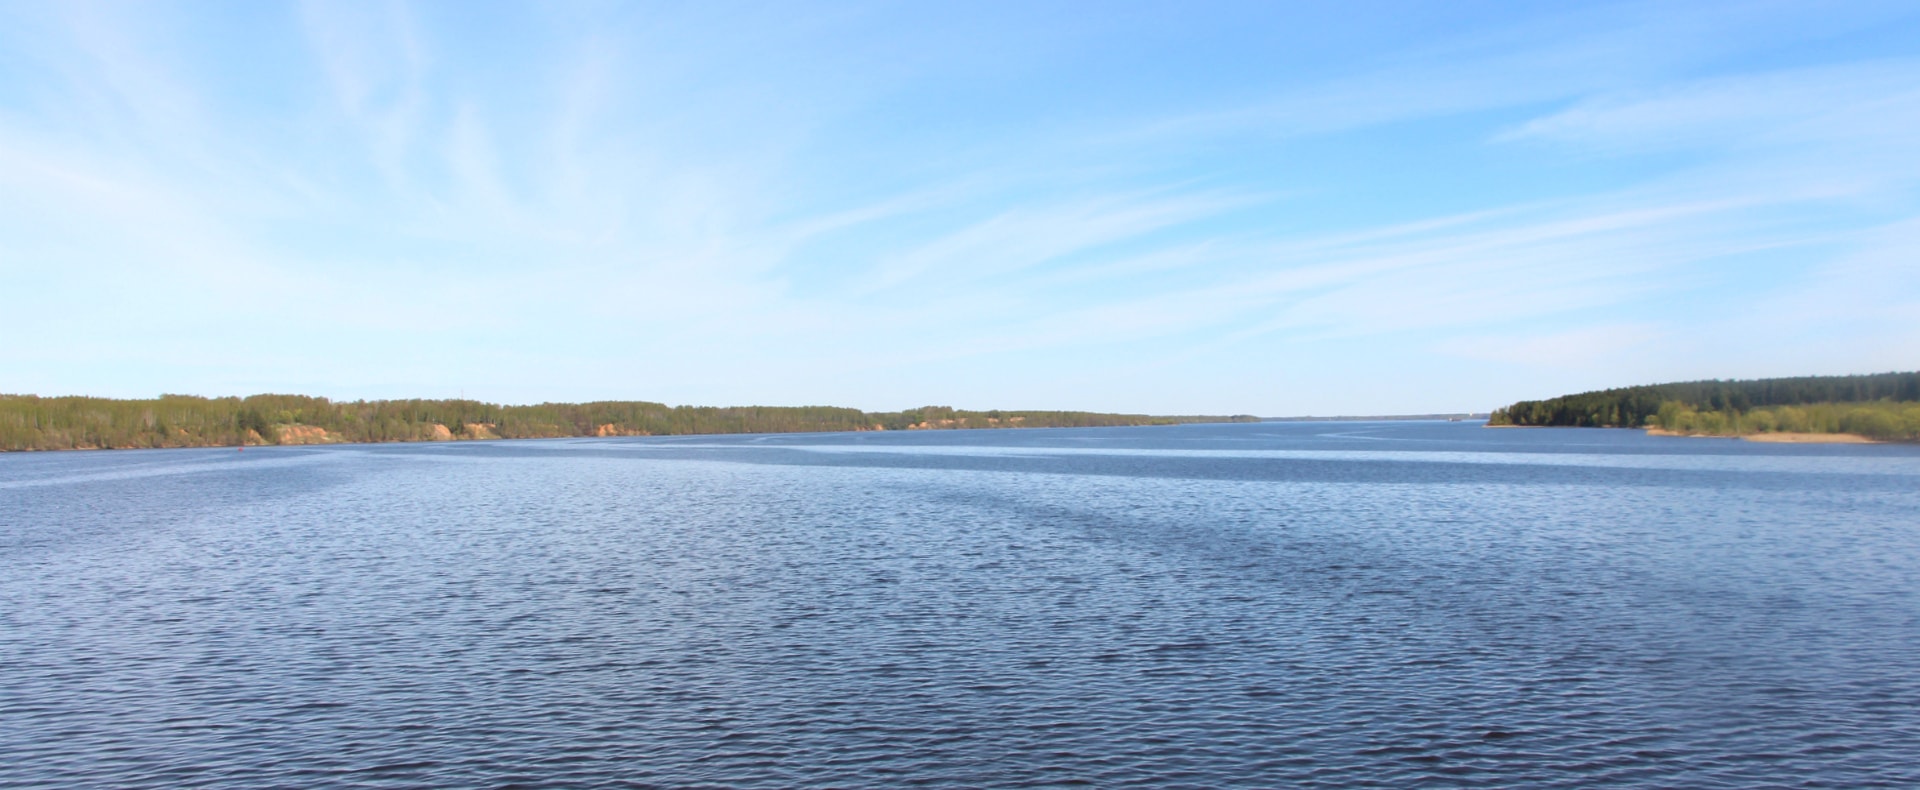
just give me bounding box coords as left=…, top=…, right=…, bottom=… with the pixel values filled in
left=4, top=422, right=1920, bottom=787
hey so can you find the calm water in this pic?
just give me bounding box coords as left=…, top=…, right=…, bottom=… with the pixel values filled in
left=4, top=421, right=1919, bottom=788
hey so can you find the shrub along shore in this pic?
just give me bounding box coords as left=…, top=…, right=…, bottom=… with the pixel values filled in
left=0, top=393, right=1260, bottom=452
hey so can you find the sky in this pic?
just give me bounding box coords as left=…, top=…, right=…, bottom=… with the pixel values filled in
left=2, top=1, right=1918, bottom=415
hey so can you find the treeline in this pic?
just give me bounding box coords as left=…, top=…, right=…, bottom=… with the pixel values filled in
left=1488, top=371, right=1920, bottom=439
left=0, top=394, right=1259, bottom=451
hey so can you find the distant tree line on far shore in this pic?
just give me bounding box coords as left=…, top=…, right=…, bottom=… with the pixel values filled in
left=1488, top=372, right=1920, bottom=440
left=0, top=394, right=1260, bottom=452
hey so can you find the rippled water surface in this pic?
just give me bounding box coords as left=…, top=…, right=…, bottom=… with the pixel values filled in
left=5, top=421, right=1920, bottom=787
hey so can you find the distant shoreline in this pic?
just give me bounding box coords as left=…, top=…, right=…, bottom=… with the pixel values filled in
left=0, top=423, right=1215, bottom=454
left=3, top=394, right=1274, bottom=455
left=1266, top=413, right=1490, bottom=422
left=0, top=393, right=1265, bottom=453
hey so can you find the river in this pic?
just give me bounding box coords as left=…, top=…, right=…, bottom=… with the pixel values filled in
left=4, top=421, right=1917, bottom=787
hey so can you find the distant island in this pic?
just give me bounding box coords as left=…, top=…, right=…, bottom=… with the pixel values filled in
left=1488, top=372, right=1920, bottom=442
left=0, top=394, right=1261, bottom=452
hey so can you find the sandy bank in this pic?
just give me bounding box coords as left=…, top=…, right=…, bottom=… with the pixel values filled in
left=1741, top=432, right=1878, bottom=444
left=1644, top=428, right=1879, bottom=444
left=277, top=424, right=336, bottom=445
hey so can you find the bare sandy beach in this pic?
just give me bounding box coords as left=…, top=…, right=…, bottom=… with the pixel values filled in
left=1740, top=432, right=1879, bottom=444
left=1644, top=428, right=1878, bottom=444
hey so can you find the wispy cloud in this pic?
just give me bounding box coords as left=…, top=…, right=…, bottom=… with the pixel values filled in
left=1437, top=323, right=1666, bottom=368
left=298, top=0, right=429, bottom=188
left=854, top=188, right=1262, bottom=296
left=1499, top=59, right=1920, bottom=153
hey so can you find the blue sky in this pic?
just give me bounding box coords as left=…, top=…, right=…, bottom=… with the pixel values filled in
left=3, top=1, right=1917, bottom=415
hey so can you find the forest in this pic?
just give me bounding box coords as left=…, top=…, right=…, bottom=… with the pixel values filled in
left=0, top=394, right=1259, bottom=452
left=1488, top=372, right=1920, bottom=440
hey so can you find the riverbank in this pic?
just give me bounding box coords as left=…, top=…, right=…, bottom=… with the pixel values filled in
left=0, top=393, right=1261, bottom=452
left=1485, top=372, right=1920, bottom=441
left=1645, top=428, right=1880, bottom=444
left=1738, top=431, right=1878, bottom=444
left=1483, top=423, right=1886, bottom=443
